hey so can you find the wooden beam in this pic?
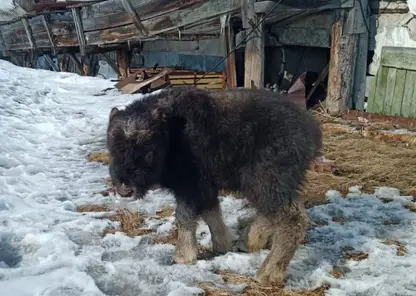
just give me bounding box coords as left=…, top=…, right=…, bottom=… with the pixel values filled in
left=254, top=0, right=354, bottom=13
left=117, top=49, right=129, bottom=79
left=83, top=0, right=239, bottom=45
left=101, top=53, right=121, bottom=77
left=67, top=53, right=86, bottom=75
left=81, top=55, right=90, bottom=76
left=41, top=14, right=56, bottom=55
left=21, top=18, right=36, bottom=50
left=43, top=54, right=60, bottom=72
left=0, top=28, right=8, bottom=56
left=120, top=0, right=149, bottom=37
left=242, top=0, right=265, bottom=88
left=325, top=12, right=358, bottom=115
left=306, top=63, right=329, bottom=103
left=71, top=7, right=86, bottom=56
left=351, top=0, right=369, bottom=110
left=223, top=17, right=237, bottom=89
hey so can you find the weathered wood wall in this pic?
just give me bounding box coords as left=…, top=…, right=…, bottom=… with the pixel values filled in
left=0, top=0, right=240, bottom=55
left=367, top=46, right=416, bottom=118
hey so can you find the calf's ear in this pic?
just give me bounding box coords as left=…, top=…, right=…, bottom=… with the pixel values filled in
left=109, top=107, right=120, bottom=121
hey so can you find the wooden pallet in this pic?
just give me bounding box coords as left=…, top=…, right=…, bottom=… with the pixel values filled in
left=129, top=68, right=226, bottom=90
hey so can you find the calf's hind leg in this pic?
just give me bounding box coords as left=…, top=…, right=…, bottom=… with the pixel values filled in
left=254, top=200, right=308, bottom=286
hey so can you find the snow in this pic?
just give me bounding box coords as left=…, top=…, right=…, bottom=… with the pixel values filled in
left=0, top=60, right=416, bottom=295
left=408, top=0, right=416, bottom=15
left=0, top=1, right=14, bottom=11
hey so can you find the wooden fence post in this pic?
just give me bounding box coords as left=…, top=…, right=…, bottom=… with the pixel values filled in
left=241, top=0, right=265, bottom=89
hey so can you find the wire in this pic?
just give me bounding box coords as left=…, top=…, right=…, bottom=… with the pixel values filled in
left=164, top=0, right=283, bottom=89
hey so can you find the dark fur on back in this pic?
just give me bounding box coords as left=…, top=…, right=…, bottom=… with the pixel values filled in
left=106, top=86, right=322, bottom=216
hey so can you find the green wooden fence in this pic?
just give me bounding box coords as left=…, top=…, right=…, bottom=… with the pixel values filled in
left=367, top=46, right=416, bottom=118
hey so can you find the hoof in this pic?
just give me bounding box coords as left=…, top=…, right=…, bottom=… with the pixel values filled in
left=174, top=248, right=198, bottom=264
left=254, top=270, right=286, bottom=288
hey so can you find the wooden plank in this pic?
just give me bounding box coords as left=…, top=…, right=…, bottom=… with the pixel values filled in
left=120, top=0, right=149, bottom=37
left=43, top=54, right=60, bottom=72
left=254, top=0, right=354, bottom=13
left=81, top=0, right=233, bottom=32
left=381, top=46, right=416, bottom=71
left=83, top=0, right=240, bottom=46
left=0, top=27, right=8, bottom=56
left=223, top=16, right=237, bottom=89
left=71, top=7, right=86, bottom=56
left=117, top=49, right=129, bottom=79
left=101, top=53, right=121, bottom=76
left=170, top=78, right=224, bottom=84
left=351, top=0, right=369, bottom=110
left=401, top=71, right=416, bottom=118
left=243, top=0, right=264, bottom=88
left=370, top=67, right=389, bottom=114
left=195, top=84, right=224, bottom=89
left=120, top=69, right=171, bottom=94
left=21, top=18, right=36, bottom=49
left=67, top=53, right=86, bottom=75
left=383, top=67, right=397, bottom=115
left=41, top=14, right=56, bottom=55
left=391, top=69, right=406, bottom=116
left=169, top=74, right=223, bottom=79
left=325, top=12, right=358, bottom=115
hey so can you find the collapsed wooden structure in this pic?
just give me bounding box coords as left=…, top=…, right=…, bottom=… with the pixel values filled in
left=0, top=0, right=381, bottom=114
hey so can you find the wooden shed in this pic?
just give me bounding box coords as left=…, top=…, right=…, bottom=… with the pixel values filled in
left=0, top=0, right=386, bottom=114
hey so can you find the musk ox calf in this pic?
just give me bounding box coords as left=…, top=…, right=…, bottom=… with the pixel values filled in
left=106, top=86, right=322, bottom=286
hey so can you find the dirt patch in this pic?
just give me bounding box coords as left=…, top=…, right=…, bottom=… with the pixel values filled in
left=88, top=151, right=110, bottom=165
left=199, top=272, right=330, bottom=296
left=382, top=239, right=407, bottom=256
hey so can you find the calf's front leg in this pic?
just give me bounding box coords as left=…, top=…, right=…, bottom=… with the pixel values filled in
left=173, top=200, right=199, bottom=264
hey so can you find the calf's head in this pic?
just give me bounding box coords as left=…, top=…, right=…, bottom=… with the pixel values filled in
left=106, top=106, right=171, bottom=199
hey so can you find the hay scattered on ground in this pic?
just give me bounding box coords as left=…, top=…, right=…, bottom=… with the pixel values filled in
left=87, top=151, right=110, bottom=165
left=404, top=202, right=416, bottom=212
left=199, top=272, right=330, bottom=296
left=301, top=120, right=416, bottom=207
left=77, top=204, right=110, bottom=212
left=329, top=266, right=350, bottom=279
left=382, top=239, right=407, bottom=256
left=152, top=227, right=178, bottom=245
left=77, top=205, right=152, bottom=237
left=105, top=208, right=152, bottom=237
left=155, top=206, right=174, bottom=218
left=341, top=246, right=369, bottom=261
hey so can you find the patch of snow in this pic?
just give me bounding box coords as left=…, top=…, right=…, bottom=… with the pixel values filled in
left=0, top=60, right=415, bottom=295
left=408, top=0, right=416, bottom=15
left=0, top=1, right=14, bottom=11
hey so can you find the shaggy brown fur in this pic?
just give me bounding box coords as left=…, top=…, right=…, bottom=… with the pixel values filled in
left=106, top=86, right=322, bottom=286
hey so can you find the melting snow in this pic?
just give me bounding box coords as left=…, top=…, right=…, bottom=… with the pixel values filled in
left=0, top=60, right=415, bottom=296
